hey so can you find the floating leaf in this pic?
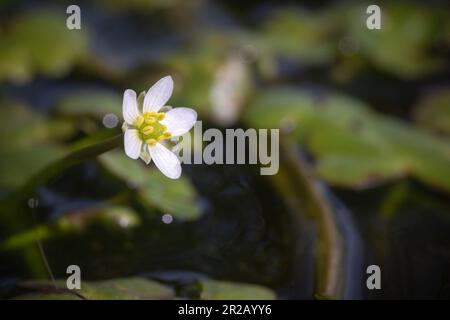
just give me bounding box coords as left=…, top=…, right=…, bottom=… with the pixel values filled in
left=18, top=277, right=174, bottom=300
left=0, top=103, right=74, bottom=190
left=80, top=277, right=174, bottom=300
left=0, top=103, right=73, bottom=149
left=13, top=292, right=82, bottom=300
left=1, top=224, right=54, bottom=251
left=0, top=144, right=64, bottom=190
left=245, top=88, right=450, bottom=192
left=314, top=293, right=336, bottom=300
left=199, top=279, right=276, bottom=300
left=99, top=150, right=147, bottom=186
left=260, top=8, right=337, bottom=65
left=345, top=3, right=443, bottom=78
left=57, top=91, right=122, bottom=119
left=0, top=10, right=88, bottom=82
left=413, top=88, right=450, bottom=139
left=139, top=170, right=201, bottom=220
left=99, top=151, right=201, bottom=220
left=1, top=206, right=140, bottom=250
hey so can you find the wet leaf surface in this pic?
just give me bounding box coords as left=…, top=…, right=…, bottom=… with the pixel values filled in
left=199, top=279, right=276, bottom=300
left=413, top=88, right=450, bottom=139
left=99, top=151, right=201, bottom=220
left=0, top=10, right=88, bottom=82
left=16, top=277, right=174, bottom=300
left=245, top=88, right=450, bottom=192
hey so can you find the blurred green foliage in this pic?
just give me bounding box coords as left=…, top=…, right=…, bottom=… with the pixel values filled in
left=1, top=206, right=141, bottom=250
left=0, top=10, right=88, bottom=83
left=99, top=151, right=201, bottom=220
left=245, top=88, right=450, bottom=191
left=16, top=277, right=175, bottom=300
left=12, top=277, right=276, bottom=300
left=0, top=103, right=72, bottom=189
left=199, top=279, right=276, bottom=300
left=0, top=0, right=449, bottom=300
left=413, top=88, right=450, bottom=139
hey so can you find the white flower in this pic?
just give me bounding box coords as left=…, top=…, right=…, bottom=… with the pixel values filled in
left=122, top=76, right=197, bottom=179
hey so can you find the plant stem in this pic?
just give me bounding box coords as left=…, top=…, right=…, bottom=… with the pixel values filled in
left=14, top=134, right=123, bottom=282
left=269, top=137, right=345, bottom=298
left=20, top=134, right=123, bottom=199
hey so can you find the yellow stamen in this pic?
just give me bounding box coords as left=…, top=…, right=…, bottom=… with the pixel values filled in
left=134, top=116, right=144, bottom=127
left=144, top=117, right=156, bottom=124
left=163, top=132, right=172, bottom=139
left=157, top=112, right=165, bottom=120
left=142, top=126, right=154, bottom=135
left=146, top=138, right=157, bottom=145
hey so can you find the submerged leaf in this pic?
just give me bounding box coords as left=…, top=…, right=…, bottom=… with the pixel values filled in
left=57, top=91, right=122, bottom=118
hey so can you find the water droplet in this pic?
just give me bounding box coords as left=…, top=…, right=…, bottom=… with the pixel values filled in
left=162, top=214, right=173, bottom=224
left=102, top=113, right=119, bottom=128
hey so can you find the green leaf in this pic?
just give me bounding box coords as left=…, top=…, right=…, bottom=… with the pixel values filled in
left=13, top=292, right=82, bottom=300
left=345, top=3, right=443, bottom=78
left=1, top=206, right=141, bottom=250
left=99, top=151, right=201, bottom=220
left=413, top=88, right=450, bottom=139
left=199, top=279, right=276, bottom=300
left=0, top=103, right=74, bottom=190
left=18, top=277, right=174, bottom=300
left=0, top=144, right=64, bottom=190
left=99, top=150, right=148, bottom=186
left=244, top=88, right=450, bottom=192
left=260, top=8, right=337, bottom=65
left=0, top=103, right=73, bottom=149
left=57, top=91, right=122, bottom=118
left=139, top=170, right=201, bottom=220
left=314, top=293, right=336, bottom=300
left=1, top=224, right=54, bottom=251
left=80, top=277, right=174, bottom=300
left=0, top=10, right=88, bottom=82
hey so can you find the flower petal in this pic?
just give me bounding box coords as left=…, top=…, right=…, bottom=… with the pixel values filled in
left=160, top=107, right=197, bottom=137
left=124, top=129, right=142, bottom=159
left=140, top=148, right=152, bottom=164
left=122, top=89, right=140, bottom=125
left=148, top=143, right=181, bottom=179
left=143, top=76, right=174, bottom=112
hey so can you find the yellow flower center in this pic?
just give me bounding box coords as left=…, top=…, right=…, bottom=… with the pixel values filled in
left=134, top=112, right=172, bottom=145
